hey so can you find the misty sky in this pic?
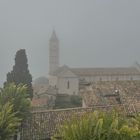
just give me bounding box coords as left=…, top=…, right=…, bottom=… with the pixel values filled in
left=0, top=0, right=140, bottom=86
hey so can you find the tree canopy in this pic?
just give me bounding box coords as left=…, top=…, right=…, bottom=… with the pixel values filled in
left=5, top=49, right=33, bottom=99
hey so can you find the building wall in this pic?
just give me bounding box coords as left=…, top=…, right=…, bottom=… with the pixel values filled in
left=80, top=74, right=140, bottom=82
left=49, top=75, right=58, bottom=87
left=57, top=77, right=79, bottom=95
left=49, top=74, right=140, bottom=96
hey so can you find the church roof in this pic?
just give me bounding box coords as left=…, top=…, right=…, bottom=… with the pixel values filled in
left=52, top=65, right=69, bottom=76
left=71, top=67, right=140, bottom=76
left=51, top=65, right=140, bottom=77
left=52, top=65, right=78, bottom=77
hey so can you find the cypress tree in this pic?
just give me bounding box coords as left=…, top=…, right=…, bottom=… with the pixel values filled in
left=5, top=49, right=33, bottom=99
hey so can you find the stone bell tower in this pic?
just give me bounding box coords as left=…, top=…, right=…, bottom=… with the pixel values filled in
left=49, top=30, right=59, bottom=75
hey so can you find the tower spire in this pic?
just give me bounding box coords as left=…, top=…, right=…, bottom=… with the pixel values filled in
left=50, top=29, right=58, bottom=42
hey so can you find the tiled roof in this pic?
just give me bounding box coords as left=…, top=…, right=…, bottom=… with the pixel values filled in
left=71, top=67, right=140, bottom=76
left=52, top=65, right=140, bottom=77
left=52, top=65, right=70, bottom=76
left=82, top=81, right=140, bottom=107
left=31, top=98, right=48, bottom=107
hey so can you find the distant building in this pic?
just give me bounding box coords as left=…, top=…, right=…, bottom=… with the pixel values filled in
left=49, top=30, right=140, bottom=95
left=33, top=76, right=49, bottom=94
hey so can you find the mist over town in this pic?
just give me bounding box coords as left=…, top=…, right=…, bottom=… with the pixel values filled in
left=1, top=1, right=140, bottom=140
left=0, top=0, right=140, bottom=86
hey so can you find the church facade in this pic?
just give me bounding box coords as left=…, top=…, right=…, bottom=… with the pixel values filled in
left=48, top=31, right=140, bottom=95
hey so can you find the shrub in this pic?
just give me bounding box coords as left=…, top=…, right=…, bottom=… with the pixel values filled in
left=0, top=102, right=20, bottom=140
left=0, top=83, right=31, bottom=120
left=52, top=110, right=140, bottom=140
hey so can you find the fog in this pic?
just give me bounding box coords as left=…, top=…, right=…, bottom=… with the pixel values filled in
left=0, top=0, right=140, bottom=86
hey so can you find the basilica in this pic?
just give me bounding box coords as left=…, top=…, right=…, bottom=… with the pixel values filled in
left=48, top=30, right=140, bottom=95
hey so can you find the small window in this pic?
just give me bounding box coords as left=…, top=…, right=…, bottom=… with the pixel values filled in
left=67, top=81, right=70, bottom=89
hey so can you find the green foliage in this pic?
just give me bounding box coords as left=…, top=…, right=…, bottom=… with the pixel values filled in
left=0, top=83, right=31, bottom=120
left=5, top=49, right=33, bottom=99
left=0, top=102, right=20, bottom=140
left=54, top=95, right=82, bottom=109
left=70, top=95, right=82, bottom=107
left=52, top=110, right=140, bottom=140
left=0, top=83, right=31, bottom=139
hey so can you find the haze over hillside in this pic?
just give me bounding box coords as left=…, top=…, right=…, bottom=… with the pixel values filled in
left=0, top=0, right=140, bottom=86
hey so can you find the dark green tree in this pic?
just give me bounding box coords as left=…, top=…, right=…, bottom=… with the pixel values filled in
left=5, top=49, right=33, bottom=99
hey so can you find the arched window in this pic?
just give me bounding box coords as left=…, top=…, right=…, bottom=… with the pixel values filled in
left=67, top=80, right=70, bottom=89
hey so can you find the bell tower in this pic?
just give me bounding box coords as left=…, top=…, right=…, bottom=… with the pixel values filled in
left=49, top=30, right=59, bottom=75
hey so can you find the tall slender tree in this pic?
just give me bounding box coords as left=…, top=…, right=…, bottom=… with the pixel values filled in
left=5, top=49, right=33, bottom=99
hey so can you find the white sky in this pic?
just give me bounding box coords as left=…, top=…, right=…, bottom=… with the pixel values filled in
left=0, top=0, right=140, bottom=86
